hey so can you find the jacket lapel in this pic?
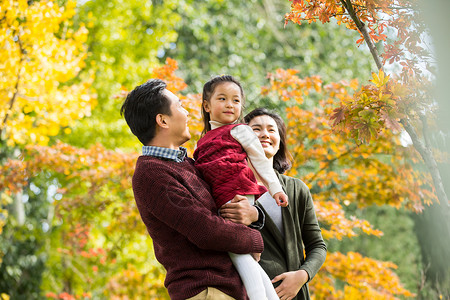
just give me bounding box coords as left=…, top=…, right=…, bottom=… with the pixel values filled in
left=282, top=194, right=303, bottom=271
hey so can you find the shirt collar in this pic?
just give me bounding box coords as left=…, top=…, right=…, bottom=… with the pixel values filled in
left=209, top=120, right=238, bottom=130
left=142, top=145, right=187, bottom=162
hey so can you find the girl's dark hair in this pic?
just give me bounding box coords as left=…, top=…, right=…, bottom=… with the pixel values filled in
left=244, top=108, right=292, bottom=174
left=201, top=75, right=245, bottom=136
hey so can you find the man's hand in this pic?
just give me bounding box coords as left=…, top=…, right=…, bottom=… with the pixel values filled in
left=272, top=270, right=308, bottom=300
left=220, top=195, right=258, bottom=225
left=273, top=191, right=289, bottom=207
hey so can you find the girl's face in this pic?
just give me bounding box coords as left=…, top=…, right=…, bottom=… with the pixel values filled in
left=203, top=82, right=242, bottom=124
left=248, top=115, right=280, bottom=159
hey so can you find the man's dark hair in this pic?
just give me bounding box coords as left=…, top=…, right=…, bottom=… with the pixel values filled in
left=244, top=108, right=292, bottom=174
left=120, top=79, right=171, bottom=145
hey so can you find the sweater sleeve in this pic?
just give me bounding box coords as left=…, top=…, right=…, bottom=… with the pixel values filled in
left=133, top=163, right=264, bottom=254
left=296, top=181, right=327, bottom=282
left=230, top=124, right=283, bottom=196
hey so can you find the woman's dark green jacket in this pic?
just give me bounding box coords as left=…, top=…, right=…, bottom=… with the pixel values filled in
left=257, top=171, right=327, bottom=300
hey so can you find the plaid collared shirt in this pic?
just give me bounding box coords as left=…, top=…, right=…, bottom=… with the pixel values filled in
left=142, top=145, right=187, bottom=162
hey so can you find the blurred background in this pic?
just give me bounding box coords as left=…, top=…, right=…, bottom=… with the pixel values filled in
left=1, top=0, right=449, bottom=299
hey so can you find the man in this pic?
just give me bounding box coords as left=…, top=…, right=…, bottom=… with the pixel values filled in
left=121, top=79, right=265, bottom=300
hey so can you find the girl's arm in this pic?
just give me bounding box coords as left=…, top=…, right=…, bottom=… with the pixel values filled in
left=230, top=125, right=286, bottom=198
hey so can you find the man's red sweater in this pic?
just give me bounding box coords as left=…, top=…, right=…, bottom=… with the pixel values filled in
left=132, top=155, right=264, bottom=300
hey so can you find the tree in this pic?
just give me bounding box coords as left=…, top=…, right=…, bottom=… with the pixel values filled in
left=164, top=0, right=375, bottom=101
left=285, top=0, right=450, bottom=297
left=0, top=0, right=95, bottom=148
left=0, top=0, right=95, bottom=298
left=62, top=0, right=183, bottom=150
left=285, top=0, right=447, bottom=207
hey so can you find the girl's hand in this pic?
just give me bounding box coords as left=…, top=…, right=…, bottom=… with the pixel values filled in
left=272, top=270, right=308, bottom=300
left=273, top=191, right=289, bottom=207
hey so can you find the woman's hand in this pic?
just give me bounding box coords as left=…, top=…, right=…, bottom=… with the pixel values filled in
left=273, top=191, right=289, bottom=207
left=272, top=270, right=308, bottom=300
left=220, top=195, right=258, bottom=225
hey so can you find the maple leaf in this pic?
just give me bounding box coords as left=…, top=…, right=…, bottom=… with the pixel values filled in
left=370, top=69, right=390, bottom=88
left=380, top=109, right=402, bottom=133
left=330, top=106, right=347, bottom=126
left=355, top=121, right=376, bottom=144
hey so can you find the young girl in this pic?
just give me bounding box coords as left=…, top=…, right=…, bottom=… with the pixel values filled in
left=193, top=75, right=288, bottom=300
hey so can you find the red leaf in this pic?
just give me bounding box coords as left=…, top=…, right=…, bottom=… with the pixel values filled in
left=380, top=109, right=402, bottom=133
left=330, top=106, right=347, bottom=126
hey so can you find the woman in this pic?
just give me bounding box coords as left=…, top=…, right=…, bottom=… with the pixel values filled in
left=242, top=108, right=326, bottom=300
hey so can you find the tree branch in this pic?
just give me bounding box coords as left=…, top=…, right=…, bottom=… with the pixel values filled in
left=309, top=145, right=358, bottom=183
left=400, top=118, right=449, bottom=209
left=420, top=113, right=431, bottom=149
left=340, top=0, right=383, bottom=70
left=1, top=35, right=25, bottom=138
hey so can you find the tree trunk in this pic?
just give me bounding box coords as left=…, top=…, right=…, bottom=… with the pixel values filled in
left=13, top=192, right=25, bottom=226
left=400, top=118, right=449, bottom=209
left=411, top=201, right=450, bottom=298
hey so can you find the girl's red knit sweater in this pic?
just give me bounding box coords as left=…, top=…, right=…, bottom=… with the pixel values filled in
left=194, top=124, right=267, bottom=208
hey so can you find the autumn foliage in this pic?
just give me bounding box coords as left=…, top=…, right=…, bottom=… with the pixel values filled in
left=284, top=0, right=448, bottom=208
left=0, top=0, right=96, bottom=147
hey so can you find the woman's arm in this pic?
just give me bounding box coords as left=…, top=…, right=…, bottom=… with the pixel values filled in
left=298, top=181, right=327, bottom=282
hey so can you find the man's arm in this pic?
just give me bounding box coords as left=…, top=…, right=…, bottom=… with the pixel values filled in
left=133, top=166, right=264, bottom=254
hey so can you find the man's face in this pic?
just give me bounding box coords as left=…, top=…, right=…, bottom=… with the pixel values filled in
left=164, top=89, right=191, bottom=145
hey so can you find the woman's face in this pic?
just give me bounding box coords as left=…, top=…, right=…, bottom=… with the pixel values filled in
left=248, top=115, right=280, bottom=159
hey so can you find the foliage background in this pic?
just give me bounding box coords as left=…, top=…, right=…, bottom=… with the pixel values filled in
left=1, top=0, right=449, bottom=299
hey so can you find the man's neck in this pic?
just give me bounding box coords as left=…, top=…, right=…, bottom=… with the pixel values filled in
left=147, top=136, right=182, bottom=150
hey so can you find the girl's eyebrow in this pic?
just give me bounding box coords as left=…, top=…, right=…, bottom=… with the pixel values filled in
left=215, top=93, right=240, bottom=97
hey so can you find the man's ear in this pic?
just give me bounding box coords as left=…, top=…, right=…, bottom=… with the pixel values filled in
left=203, top=101, right=210, bottom=113
left=156, top=113, right=169, bottom=129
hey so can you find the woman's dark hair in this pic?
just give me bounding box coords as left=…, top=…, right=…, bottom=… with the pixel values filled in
left=201, top=75, right=245, bottom=136
left=244, top=108, right=292, bottom=174
left=120, top=79, right=171, bottom=145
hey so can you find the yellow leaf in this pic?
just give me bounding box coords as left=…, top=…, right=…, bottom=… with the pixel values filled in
left=47, top=125, right=60, bottom=136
